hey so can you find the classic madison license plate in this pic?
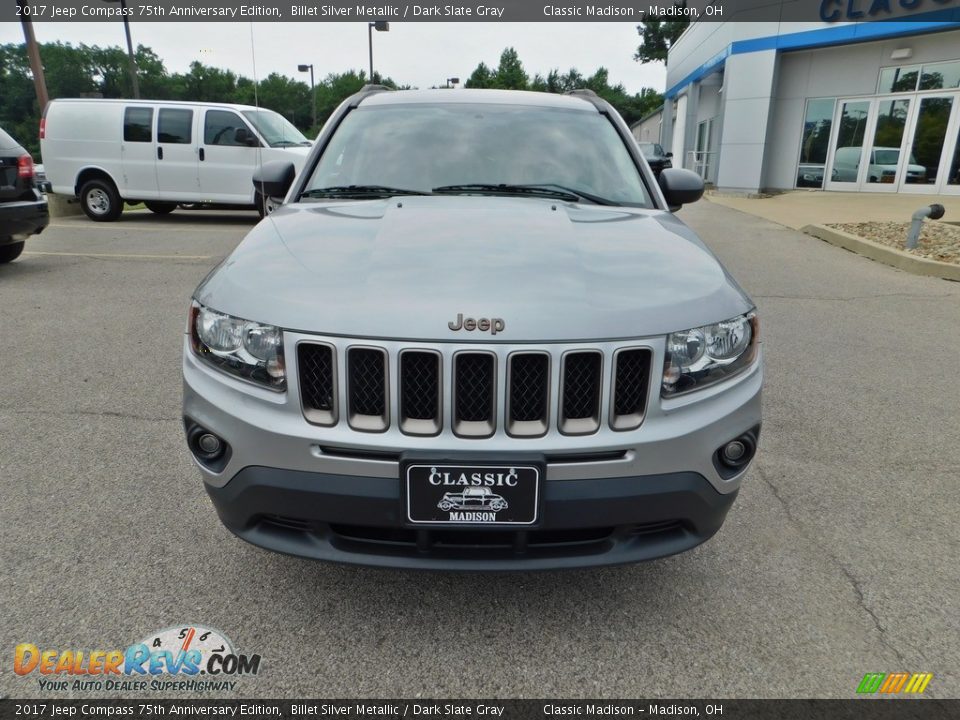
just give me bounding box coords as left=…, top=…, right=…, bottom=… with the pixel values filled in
left=405, top=463, right=541, bottom=525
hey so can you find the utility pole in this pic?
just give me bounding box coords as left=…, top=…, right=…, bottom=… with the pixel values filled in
left=18, top=0, right=49, bottom=111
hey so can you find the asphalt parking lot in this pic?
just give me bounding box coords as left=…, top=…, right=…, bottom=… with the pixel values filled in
left=2, top=201, right=958, bottom=699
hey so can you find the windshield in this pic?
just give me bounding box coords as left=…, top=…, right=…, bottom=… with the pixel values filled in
left=873, top=150, right=900, bottom=165
left=638, top=142, right=662, bottom=157
left=241, top=109, right=309, bottom=147
left=304, top=103, right=652, bottom=206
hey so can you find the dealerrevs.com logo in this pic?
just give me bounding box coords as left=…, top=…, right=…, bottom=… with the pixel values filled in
left=14, top=625, right=261, bottom=693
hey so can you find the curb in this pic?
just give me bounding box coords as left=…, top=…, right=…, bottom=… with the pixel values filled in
left=801, top=223, right=960, bottom=282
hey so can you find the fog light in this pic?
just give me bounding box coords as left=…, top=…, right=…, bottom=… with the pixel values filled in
left=714, top=429, right=758, bottom=477
left=197, top=433, right=222, bottom=455
left=722, top=440, right=746, bottom=463
left=184, top=420, right=231, bottom=472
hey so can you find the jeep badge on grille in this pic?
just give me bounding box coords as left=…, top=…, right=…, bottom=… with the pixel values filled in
left=448, top=314, right=505, bottom=335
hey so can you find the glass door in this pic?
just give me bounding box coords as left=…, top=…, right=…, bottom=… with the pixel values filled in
left=862, top=97, right=912, bottom=193
left=825, top=99, right=873, bottom=191
left=899, top=94, right=955, bottom=193
left=935, top=95, right=960, bottom=195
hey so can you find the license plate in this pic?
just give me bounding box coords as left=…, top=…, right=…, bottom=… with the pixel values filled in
left=405, top=463, right=541, bottom=526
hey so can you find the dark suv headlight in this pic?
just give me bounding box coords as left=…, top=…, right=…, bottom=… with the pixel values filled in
left=189, top=301, right=286, bottom=390
left=662, top=311, right=759, bottom=397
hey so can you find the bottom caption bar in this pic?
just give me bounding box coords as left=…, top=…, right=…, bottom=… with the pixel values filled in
left=0, top=700, right=957, bottom=720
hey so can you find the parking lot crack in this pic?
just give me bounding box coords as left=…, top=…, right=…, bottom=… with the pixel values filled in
left=754, top=292, right=956, bottom=302
left=0, top=406, right=177, bottom=424
left=754, top=463, right=913, bottom=667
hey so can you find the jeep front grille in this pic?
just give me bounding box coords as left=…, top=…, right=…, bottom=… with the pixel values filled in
left=297, top=340, right=651, bottom=437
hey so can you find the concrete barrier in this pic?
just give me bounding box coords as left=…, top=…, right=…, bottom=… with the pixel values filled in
left=46, top=192, right=83, bottom=218
left=802, top=223, right=960, bottom=282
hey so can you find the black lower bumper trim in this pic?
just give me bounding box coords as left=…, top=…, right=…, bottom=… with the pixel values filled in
left=206, top=467, right=738, bottom=570
left=0, top=195, right=49, bottom=240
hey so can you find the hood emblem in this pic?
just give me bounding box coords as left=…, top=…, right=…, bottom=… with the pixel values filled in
left=448, top=313, right=505, bottom=335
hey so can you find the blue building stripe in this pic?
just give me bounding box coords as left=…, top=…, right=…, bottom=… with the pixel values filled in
left=664, top=11, right=960, bottom=99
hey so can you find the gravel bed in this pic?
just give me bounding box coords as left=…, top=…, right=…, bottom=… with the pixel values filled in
left=828, top=221, right=960, bottom=264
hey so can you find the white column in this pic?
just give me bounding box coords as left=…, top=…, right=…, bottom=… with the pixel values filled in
left=715, top=49, right=778, bottom=194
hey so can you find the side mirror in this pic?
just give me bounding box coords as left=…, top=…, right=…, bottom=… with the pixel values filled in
left=659, top=168, right=704, bottom=211
left=253, top=161, right=296, bottom=200
left=665, top=152, right=673, bottom=158
left=234, top=127, right=257, bottom=147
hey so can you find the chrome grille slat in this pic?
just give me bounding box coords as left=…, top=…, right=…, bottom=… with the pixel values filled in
left=453, top=352, right=496, bottom=437
left=611, top=348, right=651, bottom=431
left=298, top=342, right=337, bottom=426
left=559, top=351, right=602, bottom=435
left=507, top=352, right=549, bottom=437
left=347, top=347, right=389, bottom=432
left=296, top=340, right=651, bottom=439
left=399, top=350, right=441, bottom=436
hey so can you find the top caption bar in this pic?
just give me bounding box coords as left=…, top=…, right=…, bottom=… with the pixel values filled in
left=7, top=0, right=960, bottom=22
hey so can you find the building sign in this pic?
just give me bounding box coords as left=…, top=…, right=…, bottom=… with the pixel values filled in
left=820, top=0, right=958, bottom=22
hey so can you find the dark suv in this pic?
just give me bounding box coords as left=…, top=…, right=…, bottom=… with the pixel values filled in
left=0, top=126, right=49, bottom=264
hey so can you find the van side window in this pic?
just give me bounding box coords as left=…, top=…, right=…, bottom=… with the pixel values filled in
left=124, top=107, right=153, bottom=142
left=205, top=110, right=248, bottom=146
left=158, top=109, right=194, bottom=144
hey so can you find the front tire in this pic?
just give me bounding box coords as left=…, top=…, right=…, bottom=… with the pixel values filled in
left=0, top=241, right=25, bottom=264
left=80, top=178, right=123, bottom=222
left=145, top=201, right=177, bottom=215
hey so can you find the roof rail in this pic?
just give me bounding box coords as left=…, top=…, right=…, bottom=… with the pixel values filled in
left=565, top=88, right=606, bottom=111
left=347, top=83, right=395, bottom=108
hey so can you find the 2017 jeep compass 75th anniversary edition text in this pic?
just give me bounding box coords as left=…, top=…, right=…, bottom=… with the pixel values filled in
left=182, top=87, right=762, bottom=570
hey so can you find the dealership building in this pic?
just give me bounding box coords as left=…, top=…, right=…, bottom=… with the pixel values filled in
left=658, top=5, right=960, bottom=195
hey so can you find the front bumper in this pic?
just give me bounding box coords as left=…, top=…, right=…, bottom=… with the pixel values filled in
left=0, top=192, right=49, bottom=241
left=183, top=338, right=762, bottom=569
left=206, top=466, right=738, bottom=570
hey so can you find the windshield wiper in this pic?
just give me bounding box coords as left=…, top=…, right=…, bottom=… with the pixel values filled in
left=302, top=185, right=432, bottom=199
left=432, top=183, right=617, bottom=206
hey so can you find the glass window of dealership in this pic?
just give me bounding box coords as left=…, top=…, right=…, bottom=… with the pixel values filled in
left=659, top=16, right=960, bottom=195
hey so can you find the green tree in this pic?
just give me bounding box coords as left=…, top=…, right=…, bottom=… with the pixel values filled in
left=493, top=47, right=528, bottom=90
left=634, top=16, right=690, bottom=63
left=464, top=62, right=494, bottom=89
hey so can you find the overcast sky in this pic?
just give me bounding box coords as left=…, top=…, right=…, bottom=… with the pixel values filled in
left=0, top=22, right=666, bottom=94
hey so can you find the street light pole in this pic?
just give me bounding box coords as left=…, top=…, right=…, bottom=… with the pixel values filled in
left=297, top=64, right=316, bottom=130
left=367, top=21, right=389, bottom=82
left=17, top=0, right=49, bottom=111
left=103, top=0, right=140, bottom=98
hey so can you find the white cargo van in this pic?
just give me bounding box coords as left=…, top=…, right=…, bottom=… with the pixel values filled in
left=41, top=99, right=312, bottom=221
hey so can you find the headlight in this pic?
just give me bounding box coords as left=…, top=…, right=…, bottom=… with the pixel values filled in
left=662, top=311, right=758, bottom=397
left=189, top=302, right=286, bottom=390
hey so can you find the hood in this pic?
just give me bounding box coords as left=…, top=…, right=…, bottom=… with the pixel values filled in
left=196, top=196, right=752, bottom=342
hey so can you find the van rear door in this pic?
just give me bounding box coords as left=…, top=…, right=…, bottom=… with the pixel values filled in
left=121, top=106, right=160, bottom=200
left=155, top=107, right=200, bottom=201
left=198, top=108, right=259, bottom=203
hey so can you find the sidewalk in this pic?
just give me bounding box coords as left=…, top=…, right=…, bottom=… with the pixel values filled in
left=705, top=189, right=960, bottom=230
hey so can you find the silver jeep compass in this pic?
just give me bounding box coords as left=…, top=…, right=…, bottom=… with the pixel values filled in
left=182, top=87, right=762, bottom=570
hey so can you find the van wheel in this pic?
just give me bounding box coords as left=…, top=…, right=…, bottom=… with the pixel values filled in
left=255, top=191, right=279, bottom=218
left=0, top=241, right=25, bottom=264
left=145, top=201, right=177, bottom=215
left=80, top=179, right=123, bottom=222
